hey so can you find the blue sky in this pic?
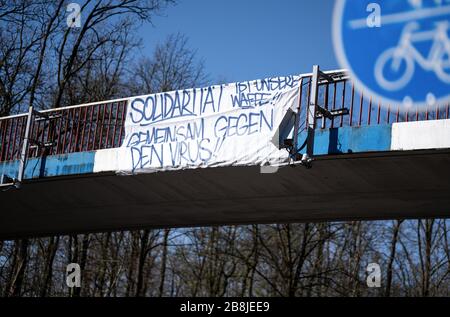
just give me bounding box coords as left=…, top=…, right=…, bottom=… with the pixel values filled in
left=139, top=0, right=338, bottom=83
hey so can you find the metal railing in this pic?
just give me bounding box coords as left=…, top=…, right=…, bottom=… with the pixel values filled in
left=0, top=100, right=127, bottom=162
left=0, top=71, right=448, bottom=163
left=297, top=74, right=449, bottom=130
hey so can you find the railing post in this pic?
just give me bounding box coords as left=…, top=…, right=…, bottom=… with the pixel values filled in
left=306, top=65, right=320, bottom=160
left=17, top=106, right=33, bottom=186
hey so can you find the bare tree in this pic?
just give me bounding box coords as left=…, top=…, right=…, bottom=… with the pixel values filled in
left=131, top=33, right=208, bottom=94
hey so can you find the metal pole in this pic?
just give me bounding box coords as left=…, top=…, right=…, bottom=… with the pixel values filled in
left=17, top=106, right=33, bottom=187
left=292, top=78, right=303, bottom=160
left=306, top=65, right=319, bottom=160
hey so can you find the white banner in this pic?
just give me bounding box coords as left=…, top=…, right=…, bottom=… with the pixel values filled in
left=118, top=76, right=301, bottom=173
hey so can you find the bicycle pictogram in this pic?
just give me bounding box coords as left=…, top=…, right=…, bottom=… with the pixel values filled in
left=375, top=21, right=450, bottom=91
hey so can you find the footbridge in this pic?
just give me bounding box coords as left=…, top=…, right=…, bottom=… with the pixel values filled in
left=1, top=67, right=449, bottom=239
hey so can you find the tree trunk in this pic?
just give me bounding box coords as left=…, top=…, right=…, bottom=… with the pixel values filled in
left=40, top=236, right=60, bottom=297
left=385, top=220, right=402, bottom=297
left=423, top=219, right=434, bottom=297
left=95, top=232, right=111, bottom=297
left=68, top=235, right=78, bottom=297
left=292, top=223, right=310, bottom=296
left=135, top=230, right=150, bottom=297
left=73, top=234, right=90, bottom=297
left=158, top=229, right=170, bottom=297
left=125, top=232, right=138, bottom=297
left=8, top=239, right=29, bottom=297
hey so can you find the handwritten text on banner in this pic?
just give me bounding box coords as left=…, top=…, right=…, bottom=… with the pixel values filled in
left=119, top=76, right=301, bottom=173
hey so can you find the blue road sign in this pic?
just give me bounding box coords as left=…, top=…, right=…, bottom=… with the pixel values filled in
left=333, top=0, right=450, bottom=110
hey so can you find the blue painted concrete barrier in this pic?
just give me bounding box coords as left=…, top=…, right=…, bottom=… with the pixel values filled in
left=0, top=151, right=95, bottom=180
left=1, top=119, right=448, bottom=180
left=297, top=125, right=392, bottom=155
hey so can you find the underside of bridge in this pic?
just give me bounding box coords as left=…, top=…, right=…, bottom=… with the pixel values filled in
left=1, top=149, right=449, bottom=240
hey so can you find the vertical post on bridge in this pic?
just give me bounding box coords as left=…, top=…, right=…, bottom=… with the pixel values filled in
left=306, top=65, right=320, bottom=161
left=16, top=106, right=33, bottom=187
